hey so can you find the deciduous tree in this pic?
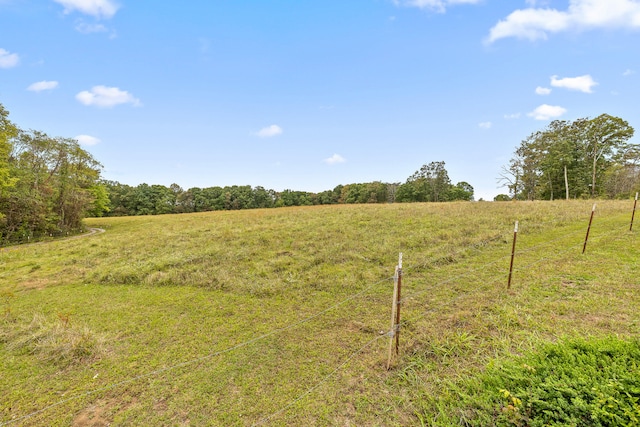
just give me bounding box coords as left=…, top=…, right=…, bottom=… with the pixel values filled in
left=501, top=115, right=637, bottom=200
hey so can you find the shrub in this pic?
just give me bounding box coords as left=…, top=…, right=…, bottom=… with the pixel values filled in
left=442, top=337, right=640, bottom=426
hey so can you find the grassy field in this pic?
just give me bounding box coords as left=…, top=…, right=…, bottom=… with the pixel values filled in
left=1, top=200, right=638, bottom=426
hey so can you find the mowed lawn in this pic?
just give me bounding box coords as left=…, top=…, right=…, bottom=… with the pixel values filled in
left=1, top=200, right=638, bottom=426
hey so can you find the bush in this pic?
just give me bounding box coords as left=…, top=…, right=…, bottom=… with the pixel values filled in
left=439, top=337, right=640, bottom=426
left=494, top=194, right=512, bottom=202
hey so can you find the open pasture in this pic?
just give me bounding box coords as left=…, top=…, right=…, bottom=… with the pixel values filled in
left=1, top=200, right=638, bottom=426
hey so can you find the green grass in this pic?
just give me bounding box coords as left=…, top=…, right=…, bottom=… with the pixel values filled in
left=0, top=200, right=638, bottom=426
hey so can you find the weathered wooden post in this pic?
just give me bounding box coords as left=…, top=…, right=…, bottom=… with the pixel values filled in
left=507, top=221, right=518, bottom=289
left=394, top=253, right=403, bottom=355
left=582, top=204, right=596, bottom=254
left=631, top=193, right=638, bottom=232
left=386, top=253, right=402, bottom=370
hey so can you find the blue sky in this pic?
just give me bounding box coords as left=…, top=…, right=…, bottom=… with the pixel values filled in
left=1, top=0, right=639, bottom=200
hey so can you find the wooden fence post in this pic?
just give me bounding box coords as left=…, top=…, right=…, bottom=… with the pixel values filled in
left=631, top=193, right=638, bottom=232
left=386, top=253, right=402, bottom=370
left=582, top=203, right=596, bottom=254
left=386, top=266, right=399, bottom=370
left=395, top=253, right=403, bottom=355
left=507, top=221, right=518, bottom=289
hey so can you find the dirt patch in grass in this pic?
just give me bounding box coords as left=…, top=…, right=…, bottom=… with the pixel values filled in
left=72, top=396, right=141, bottom=427
left=73, top=400, right=112, bottom=427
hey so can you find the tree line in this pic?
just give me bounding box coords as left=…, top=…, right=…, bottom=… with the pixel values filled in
left=1, top=103, right=107, bottom=245
left=100, top=162, right=474, bottom=216
left=8, top=98, right=636, bottom=245
left=498, top=114, right=639, bottom=200
left=1, top=100, right=473, bottom=243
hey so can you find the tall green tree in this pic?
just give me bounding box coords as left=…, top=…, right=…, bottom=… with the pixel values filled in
left=502, top=115, right=637, bottom=200
left=581, top=114, right=635, bottom=197
left=397, top=161, right=453, bottom=202
left=0, top=105, right=17, bottom=194
left=449, top=181, right=474, bottom=201
left=0, top=103, right=106, bottom=244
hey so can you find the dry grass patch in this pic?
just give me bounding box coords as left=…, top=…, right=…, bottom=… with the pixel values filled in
left=1, top=313, right=109, bottom=365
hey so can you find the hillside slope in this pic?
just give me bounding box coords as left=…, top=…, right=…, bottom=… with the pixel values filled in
left=1, top=201, right=638, bottom=426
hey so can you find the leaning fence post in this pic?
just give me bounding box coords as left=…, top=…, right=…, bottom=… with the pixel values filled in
left=507, top=221, right=518, bottom=289
left=631, top=193, right=638, bottom=232
left=386, top=253, right=402, bottom=370
left=582, top=203, right=596, bottom=254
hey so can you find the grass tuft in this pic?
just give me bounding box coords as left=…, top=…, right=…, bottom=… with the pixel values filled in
left=1, top=288, right=16, bottom=318
left=1, top=313, right=108, bottom=365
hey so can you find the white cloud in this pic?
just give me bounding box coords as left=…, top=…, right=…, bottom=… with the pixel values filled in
left=255, top=125, right=283, bottom=138
left=75, top=21, right=108, bottom=33
left=526, top=0, right=551, bottom=5
left=0, top=48, right=19, bottom=68
left=324, top=154, right=346, bottom=165
left=392, top=0, right=481, bottom=13
left=76, top=85, right=141, bottom=107
left=75, top=134, right=101, bottom=146
left=528, top=104, right=567, bottom=120
left=536, top=86, right=552, bottom=95
left=27, top=80, right=59, bottom=92
left=53, top=0, right=119, bottom=19
left=623, top=69, right=636, bottom=76
left=486, top=8, right=570, bottom=42
left=487, top=0, right=640, bottom=43
left=504, top=113, right=522, bottom=119
left=478, top=121, right=492, bottom=129
left=550, top=74, right=597, bottom=93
